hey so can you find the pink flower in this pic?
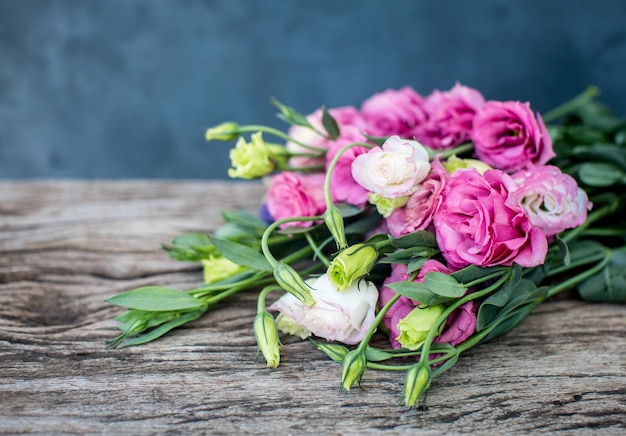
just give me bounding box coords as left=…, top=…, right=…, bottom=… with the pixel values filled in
left=416, top=83, right=485, bottom=149
left=360, top=86, right=428, bottom=138
left=511, top=165, right=591, bottom=237
left=351, top=136, right=431, bottom=199
left=434, top=168, right=548, bottom=269
left=471, top=101, right=555, bottom=172
left=286, top=106, right=362, bottom=168
left=386, top=159, right=448, bottom=237
left=326, top=125, right=371, bottom=207
left=266, top=171, right=326, bottom=228
left=435, top=301, right=477, bottom=346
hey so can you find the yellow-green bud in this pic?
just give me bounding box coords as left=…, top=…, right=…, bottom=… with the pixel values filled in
left=396, top=304, right=445, bottom=350
left=403, top=363, right=431, bottom=408
left=254, top=310, right=281, bottom=368
left=324, top=204, right=348, bottom=250
left=327, top=244, right=378, bottom=292
left=201, top=256, right=247, bottom=284
left=311, top=340, right=349, bottom=363
left=341, top=349, right=367, bottom=391
left=275, top=313, right=311, bottom=340
left=205, top=122, right=240, bottom=141
left=228, top=132, right=285, bottom=179
left=367, top=193, right=409, bottom=218
left=443, top=155, right=492, bottom=175
left=273, top=263, right=315, bottom=306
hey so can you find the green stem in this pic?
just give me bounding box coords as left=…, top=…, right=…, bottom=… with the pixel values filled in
left=546, top=251, right=612, bottom=298
left=561, top=200, right=619, bottom=243
left=429, top=142, right=474, bottom=160
left=236, top=125, right=323, bottom=151
left=261, top=215, right=323, bottom=267
left=542, top=86, right=600, bottom=123
left=305, top=231, right=331, bottom=266
left=356, top=293, right=401, bottom=353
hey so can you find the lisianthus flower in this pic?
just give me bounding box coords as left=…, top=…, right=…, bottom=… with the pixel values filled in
left=228, top=132, right=287, bottom=179
left=202, top=255, right=248, bottom=284
left=269, top=274, right=379, bottom=345
left=434, top=300, right=477, bottom=347
left=286, top=106, right=363, bottom=169
left=360, top=86, right=428, bottom=138
left=351, top=136, right=431, bottom=199
left=471, top=101, right=555, bottom=172
left=511, top=165, right=591, bottom=237
left=396, top=304, right=445, bottom=350
left=386, top=158, right=448, bottom=237
left=325, top=125, right=371, bottom=207
left=327, top=243, right=378, bottom=292
left=265, top=171, right=326, bottom=228
left=434, top=168, right=548, bottom=269
left=416, top=83, right=485, bottom=149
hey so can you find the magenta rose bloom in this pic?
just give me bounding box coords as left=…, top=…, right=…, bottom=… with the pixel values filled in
left=434, top=168, right=548, bottom=269
left=386, top=159, right=448, bottom=237
left=266, top=171, right=326, bottom=228
left=326, top=125, right=370, bottom=207
left=471, top=101, right=555, bottom=172
left=416, top=83, right=485, bottom=149
left=360, top=86, right=428, bottom=138
left=511, top=165, right=591, bottom=237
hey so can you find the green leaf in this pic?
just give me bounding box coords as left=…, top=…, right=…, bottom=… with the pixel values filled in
left=221, top=210, right=267, bottom=232
left=572, top=143, right=626, bottom=171
left=451, top=265, right=508, bottom=285
left=386, top=280, right=454, bottom=306
left=118, top=309, right=206, bottom=348
left=321, top=106, right=340, bottom=140
left=209, top=237, right=272, bottom=272
left=423, top=272, right=467, bottom=298
left=482, top=302, right=539, bottom=342
left=578, top=247, right=626, bottom=303
left=271, top=98, right=312, bottom=128
left=390, top=231, right=438, bottom=249
left=106, top=287, right=207, bottom=311
left=578, top=162, right=624, bottom=187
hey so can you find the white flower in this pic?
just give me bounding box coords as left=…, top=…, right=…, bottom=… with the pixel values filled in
left=351, top=135, right=430, bottom=198
left=268, top=273, right=379, bottom=345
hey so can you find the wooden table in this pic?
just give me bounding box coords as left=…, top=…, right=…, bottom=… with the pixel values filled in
left=1, top=181, right=625, bottom=434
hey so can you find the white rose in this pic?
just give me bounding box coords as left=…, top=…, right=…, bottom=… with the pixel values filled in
left=268, top=273, right=379, bottom=345
left=351, top=135, right=431, bottom=198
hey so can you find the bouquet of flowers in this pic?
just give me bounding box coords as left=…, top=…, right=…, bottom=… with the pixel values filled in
left=106, top=83, right=626, bottom=407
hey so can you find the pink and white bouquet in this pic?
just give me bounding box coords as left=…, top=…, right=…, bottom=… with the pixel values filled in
left=106, top=84, right=626, bottom=407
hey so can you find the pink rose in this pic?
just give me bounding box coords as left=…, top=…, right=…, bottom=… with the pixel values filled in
left=266, top=171, right=326, bottom=228
left=286, top=106, right=362, bottom=168
left=351, top=136, right=431, bottom=199
left=471, top=101, right=555, bottom=172
left=511, top=165, right=591, bottom=237
left=434, top=168, right=548, bottom=269
left=326, top=125, right=371, bottom=207
left=360, top=86, right=428, bottom=139
left=416, top=83, right=485, bottom=149
left=435, top=301, right=477, bottom=347
left=386, top=158, right=448, bottom=237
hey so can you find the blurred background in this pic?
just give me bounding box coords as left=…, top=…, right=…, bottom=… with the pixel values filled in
left=1, top=0, right=625, bottom=179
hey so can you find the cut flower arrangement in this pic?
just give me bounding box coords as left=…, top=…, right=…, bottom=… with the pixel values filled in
left=106, top=83, right=626, bottom=407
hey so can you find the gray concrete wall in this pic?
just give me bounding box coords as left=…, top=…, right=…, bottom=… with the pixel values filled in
left=1, top=0, right=625, bottom=179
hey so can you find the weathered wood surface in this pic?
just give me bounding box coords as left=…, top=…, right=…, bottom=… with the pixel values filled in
left=1, top=180, right=625, bottom=435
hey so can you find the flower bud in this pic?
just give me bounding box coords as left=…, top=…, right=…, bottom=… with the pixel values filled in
left=254, top=310, right=281, bottom=368
left=396, top=304, right=445, bottom=350
left=442, top=155, right=492, bottom=175
left=228, top=132, right=286, bottom=179
left=327, top=244, right=377, bottom=292
left=324, top=204, right=348, bottom=250
left=341, top=349, right=367, bottom=391
left=205, top=122, right=241, bottom=141
left=403, top=363, right=431, bottom=408
left=310, top=339, right=349, bottom=363
left=201, top=255, right=247, bottom=284
left=367, top=193, right=409, bottom=218
left=273, top=263, right=315, bottom=306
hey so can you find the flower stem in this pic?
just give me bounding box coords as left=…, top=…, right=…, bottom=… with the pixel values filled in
left=542, top=86, right=600, bottom=123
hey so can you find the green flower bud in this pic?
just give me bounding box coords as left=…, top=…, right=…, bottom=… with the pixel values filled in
left=403, top=363, right=431, bottom=408
left=228, top=132, right=286, bottom=179
left=443, top=155, right=492, bottom=175
left=324, top=204, right=348, bottom=250
left=254, top=310, right=281, bottom=368
left=201, top=255, right=247, bottom=284
left=327, top=244, right=378, bottom=292
left=396, top=304, right=445, bottom=350
left=205, top=122, right=241, bottom=141
left=273, top=263, right=315, bottom=306
left=310, top=339, right=349, bottom=363
left=367, top=193, right=409, bottom=218
left=341, top=349, right=367, bottom=391
left=276, top=313, right=311, bottom=339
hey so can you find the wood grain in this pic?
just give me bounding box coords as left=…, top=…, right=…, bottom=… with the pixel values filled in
left=1, top=180, right=625, bottom=434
